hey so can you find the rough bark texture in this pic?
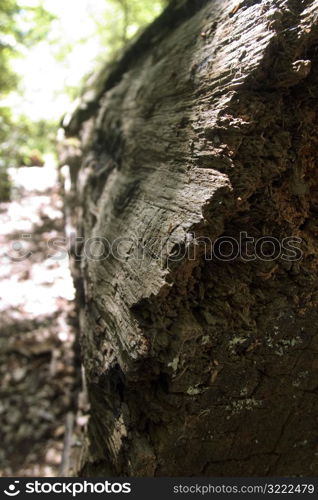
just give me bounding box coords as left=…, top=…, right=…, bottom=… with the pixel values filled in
left=62, top=0, right=318, bottom=476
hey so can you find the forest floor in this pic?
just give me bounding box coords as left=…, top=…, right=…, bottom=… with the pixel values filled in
left=0, top=164, right=85, bottom=476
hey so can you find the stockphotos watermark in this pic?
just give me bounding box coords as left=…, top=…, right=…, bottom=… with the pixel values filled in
left=1, top=478, right=316, bottom=498
left=3, top=480, right=131, bottom=497
left=6, top=231, right=303, bottom=265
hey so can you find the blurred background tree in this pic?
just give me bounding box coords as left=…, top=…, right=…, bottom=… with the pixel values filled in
left=94, top=0, right=168, bottom=54
left=0, top=0, right=168, bottom=200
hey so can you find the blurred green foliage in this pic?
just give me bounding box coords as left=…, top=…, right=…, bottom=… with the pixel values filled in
left=0, top=0, right=19, bottom=94
left=0, top=113, right=56, bottom=168
left=0, top=0, right=55, bottom=199
left=0, top=0, right=168, bottom=200
left=96, top=0, right=169, bottom=54
left=0, top=1, right=55, bottom=99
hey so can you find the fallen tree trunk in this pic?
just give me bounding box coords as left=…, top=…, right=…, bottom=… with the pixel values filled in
left=62, top=0, right=318, bottom=476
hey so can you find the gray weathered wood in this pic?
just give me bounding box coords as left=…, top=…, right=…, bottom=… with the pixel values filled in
left=62, top=0, right=318, bottom=476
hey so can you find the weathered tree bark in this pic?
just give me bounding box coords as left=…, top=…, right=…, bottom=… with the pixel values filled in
left=62, top=0, right=318, bottom=476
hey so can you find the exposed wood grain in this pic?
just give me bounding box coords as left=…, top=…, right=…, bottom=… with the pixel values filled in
left=62, top=0, right=318, bottom=476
